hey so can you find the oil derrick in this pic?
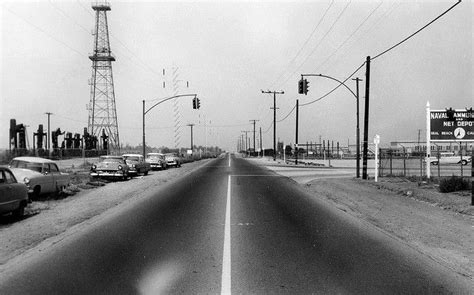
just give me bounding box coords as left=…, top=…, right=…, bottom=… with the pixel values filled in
left=88, top=1, right=120, bottom=153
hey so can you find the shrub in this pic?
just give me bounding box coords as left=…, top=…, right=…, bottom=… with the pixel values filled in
left=439, top=176, right=470, bottom=193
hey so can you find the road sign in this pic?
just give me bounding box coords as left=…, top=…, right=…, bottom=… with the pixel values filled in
left=430, top=109, right=474, bottom=141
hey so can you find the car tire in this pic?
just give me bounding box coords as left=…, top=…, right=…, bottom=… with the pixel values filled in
left=31, top=186, right=41, bottom=199
left=431, top=161, right=438, bottom=165
left=461, top=160, right=468, bottom=166
left=144, top=170, right=149, bottom=176
left=12, top=203, right=25, bottom=218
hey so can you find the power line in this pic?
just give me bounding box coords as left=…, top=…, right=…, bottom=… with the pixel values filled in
left=3, top=5, right=87, bottom=58
left=76, top=0, right=94, bottom=17
left=278, top=1, right=352, bottom=89
left=320, top=1, right=400, bottom=73
left=270, top=0, right=335, bottom=88
left=300, top=61, right=366, bottom=107
left=371, top=0, right=462, bottom=61
left=277, top=104, right=296, bottom=123
left=316, top=1, right=383, bottom=71
left=49, top=0, right=90, bottom=34
left=262, top=121, right=273, bottom=134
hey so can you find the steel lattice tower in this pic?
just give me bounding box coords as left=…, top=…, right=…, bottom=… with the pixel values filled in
left=88, top=1, right=120, bottom=152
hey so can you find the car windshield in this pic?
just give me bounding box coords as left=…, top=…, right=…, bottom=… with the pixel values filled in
left=147, top=156, right=160, bottom=159
left=9, top=160, right=43, bottom=172
left=124, top=156, right=140, bottom=162
left=100, top=158, right=123, bottom=163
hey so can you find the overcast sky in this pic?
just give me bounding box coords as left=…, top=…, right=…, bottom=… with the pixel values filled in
left=1, top=0, right=472, bottom=152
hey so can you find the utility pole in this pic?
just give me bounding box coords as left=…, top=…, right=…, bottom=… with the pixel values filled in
left=259, top=126, right=262, bottom=157
left=142, top=100, right=146, bottom=157
left=352, top=77, right=362, bottom=178
left=241, top=131, right=249, bottom=156
left=45, top=112, right=53, bottom=157
left=187, top=124, right=194, bottom=155
left=262, top=90, right=284, bottom=161
left=250, top=120, right=259, bottom=156
left=362, top=56, right=371, bottom=180
left=295, top=99, right=299, bottom=165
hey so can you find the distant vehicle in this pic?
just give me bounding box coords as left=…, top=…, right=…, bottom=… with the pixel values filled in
left=146, top=153, right=167, bottom=170
left=123, top=154, right=151, bottom=176
left=165, top=153, right=182, bottom=168
left=0, top=166, right=28, bottom=218
left=429, top=152, right=471, bottom=166
left=9, top=157, right=71, bottom=198
left=90, top=156, right=130, bottom=180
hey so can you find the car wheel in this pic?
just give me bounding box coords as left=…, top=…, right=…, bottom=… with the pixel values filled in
left=431, top=161, right=438, bottom=165
left=12, top=203, right=25, bottom=218
left=144, top=170, right=149, bottom=176
left=461, top=160, right=468, bottom=166
left=31, top=186, right=41, bottom=199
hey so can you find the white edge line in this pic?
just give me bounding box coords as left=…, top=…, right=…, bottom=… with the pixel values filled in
left=221, top=175, right=232, bottom=294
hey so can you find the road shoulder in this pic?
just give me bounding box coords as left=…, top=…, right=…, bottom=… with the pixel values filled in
left=248, top=157, right=473, bottom=282
left=0, top=159, right=212, bottom=275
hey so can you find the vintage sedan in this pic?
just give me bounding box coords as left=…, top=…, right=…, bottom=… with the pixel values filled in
left=146, top=153, right=167, bottom=170
left=9, top=157, right=71, bottom=198
left=90, top=156, right=130, bottom=180
left=0, top=166, right=28, bottom=218
left=165, top=153, right=182, bottom=168
left=123, top=154, right=151, bottom=176
left=429, top=152, right=472, bottom=166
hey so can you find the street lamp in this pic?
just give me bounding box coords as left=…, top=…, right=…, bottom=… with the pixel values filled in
left=300, top=74, right=362, bottom=177
left=142, top=94, right=198, bottom=158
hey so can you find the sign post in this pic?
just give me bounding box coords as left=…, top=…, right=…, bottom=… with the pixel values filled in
left=426, top=102, right=431, bottom=178
left=374, top=134, right=380, bottom=182
left=428, top=103, right=474, bottom=178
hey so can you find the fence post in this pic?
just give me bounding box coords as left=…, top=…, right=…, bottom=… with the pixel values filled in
left=390, top=150, right=393, bottom=176
left=437, top=145, right=440, bottom=178
left=460, top=143, right=463, bottom=178
left=403, top=147, right=406, bottom=177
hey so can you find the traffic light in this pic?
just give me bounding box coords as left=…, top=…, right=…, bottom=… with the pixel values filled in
left=196, top=98, right=201, bottom=109
left=446, top=108, right=455, bottom=121
left=192, top=97, right=197, bottom=109
left=298, top=79, right=304, bottom=94
left=303, top=79, right=309, bottom=95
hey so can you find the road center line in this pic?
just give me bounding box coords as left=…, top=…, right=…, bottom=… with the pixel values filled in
left=228, top=155, right=231, bottom=167
left=221, top=175, right=232, bottom=294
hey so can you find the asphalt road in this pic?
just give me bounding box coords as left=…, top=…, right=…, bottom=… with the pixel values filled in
left=0, top=154, right=471, bottom=294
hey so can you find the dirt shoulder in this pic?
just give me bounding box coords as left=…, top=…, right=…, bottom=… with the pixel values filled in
left=298, top=177, right=473, bottom=285
left=0, top=159, right=212, bottom=275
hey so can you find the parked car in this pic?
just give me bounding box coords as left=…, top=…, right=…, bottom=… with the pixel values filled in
left=146, top=153, right=167, bottom=170
left=429, top=152, right=471, bottom=166
left=0, top=166, right=28, bottom=218
left=165, top=153, right=182, bottom=168
left=90, top=156, right=130, bottom=180
left=123, top=154, right=151, bottom=176
left=9, top=157, right=71, bottom=198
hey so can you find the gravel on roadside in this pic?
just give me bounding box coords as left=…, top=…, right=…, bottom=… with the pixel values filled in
left=0, top=159, right=212, bottom=274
